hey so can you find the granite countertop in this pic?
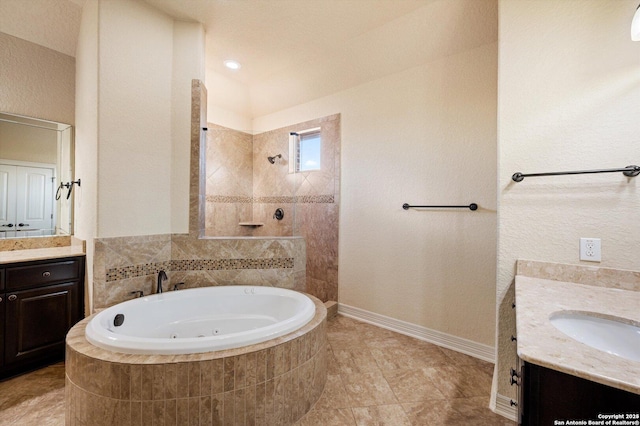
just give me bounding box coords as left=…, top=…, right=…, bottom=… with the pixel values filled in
left=0, top=245, right=86, bottom=265
left=515, top=275, right=640, bottom=395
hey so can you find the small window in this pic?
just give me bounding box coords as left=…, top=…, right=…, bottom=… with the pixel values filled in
left=290, top=128, right=321, bottom=173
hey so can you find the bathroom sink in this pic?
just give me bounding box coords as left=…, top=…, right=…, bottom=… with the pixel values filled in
left=549, top=311, right=640, bottom=362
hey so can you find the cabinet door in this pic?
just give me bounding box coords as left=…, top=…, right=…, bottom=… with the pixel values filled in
left=0, top=294, right=4, bottom=368
left=4, top=282, right=79, bottom=367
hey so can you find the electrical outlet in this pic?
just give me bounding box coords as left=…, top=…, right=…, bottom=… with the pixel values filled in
left=580, top=238, right=601, bottom=262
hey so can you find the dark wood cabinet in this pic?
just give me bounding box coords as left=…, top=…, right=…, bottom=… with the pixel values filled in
left=0, top=255, right=84, bottom=379
left=521, top=361, right=640, bottom=425
left=0, top=295, right=4, bottom=369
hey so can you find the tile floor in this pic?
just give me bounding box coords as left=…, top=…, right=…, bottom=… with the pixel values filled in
left=0, top=315, right=515, bottom=425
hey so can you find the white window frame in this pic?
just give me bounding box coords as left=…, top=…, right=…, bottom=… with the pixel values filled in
left=289, top=127, right=321, bottom=173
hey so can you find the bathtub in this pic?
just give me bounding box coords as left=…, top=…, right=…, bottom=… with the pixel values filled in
left=85, top=286, right=316, bottom=355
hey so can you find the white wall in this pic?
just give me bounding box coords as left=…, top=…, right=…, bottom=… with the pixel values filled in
left=254, top=41, right=498, bottom=347
left=97, top=0, right=174, bottom=237
left=495, top=0, right=640, bottom=403
left=74, top=0, right=99, bottom=313
left=206, top=70, right=253, bottom=133
left=171, top=22, right=206, bottom=234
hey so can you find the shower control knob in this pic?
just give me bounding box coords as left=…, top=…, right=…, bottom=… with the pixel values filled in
left=273, top=208, right=284, bottom=220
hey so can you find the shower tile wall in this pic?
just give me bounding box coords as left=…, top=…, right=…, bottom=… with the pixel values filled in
left=205, top=124, right=254, bottom=236
left=204, top=114, right=340, bottom=302
left=254, top=114, right=340, bottom=302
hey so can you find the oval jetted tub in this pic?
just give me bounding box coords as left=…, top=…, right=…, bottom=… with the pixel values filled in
left=85, top=286, right=316, bottom=355
left=67, top=286, right=327, bottom=425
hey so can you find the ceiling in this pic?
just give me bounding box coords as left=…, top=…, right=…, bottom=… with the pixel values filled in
left=0, top=0, right=498, bottom=119
left=143, top=0, right=433, bottom=86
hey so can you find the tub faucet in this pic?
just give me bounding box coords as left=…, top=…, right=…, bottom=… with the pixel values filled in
left=157, top=270, right=168, bottom=294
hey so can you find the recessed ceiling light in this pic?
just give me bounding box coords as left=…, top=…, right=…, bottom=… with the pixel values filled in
left=224, top=60, right=241, bottom=70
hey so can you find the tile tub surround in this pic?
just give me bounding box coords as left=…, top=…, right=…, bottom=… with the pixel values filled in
left=65, top=295, right=327, bottom=425
left=92, top=234, right=306, bottom=310
left=515, top=264, right=640, bottom=395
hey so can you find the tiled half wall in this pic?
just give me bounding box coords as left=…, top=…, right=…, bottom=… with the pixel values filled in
left=93, top=234, right=306, bottom=310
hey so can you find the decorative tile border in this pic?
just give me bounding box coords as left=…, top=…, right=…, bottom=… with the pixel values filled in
left=106, top=261, right=171, bottom=282
left=208, top=194, right=335, bottom=204
left=206, top=195, right=253, bottom=203
left=295, top=194, right=334, bottom=204
left=106, top=258, right=294, bottom=282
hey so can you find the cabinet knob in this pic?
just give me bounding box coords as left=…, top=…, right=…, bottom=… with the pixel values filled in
left=8, top=294, right=17, bottom=302
left=42, top=271, right=51, bottom=277
left=0, top=296, right=3, bottom=302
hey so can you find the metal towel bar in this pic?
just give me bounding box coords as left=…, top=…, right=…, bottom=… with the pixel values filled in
left=402, top=203, right=478, bottom=211
left=512, top=165, right=640, bottom=182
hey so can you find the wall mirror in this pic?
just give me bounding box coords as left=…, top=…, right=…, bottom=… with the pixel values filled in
left=0, top=112, right=74, bottom=239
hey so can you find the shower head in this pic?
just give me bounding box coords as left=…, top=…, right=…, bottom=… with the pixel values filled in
left=268, top=154, right=282, bottom=164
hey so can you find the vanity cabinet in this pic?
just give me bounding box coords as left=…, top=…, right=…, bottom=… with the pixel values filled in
left=521, top=361, right=640, bottom=425
left=0, top=256, right=84, bottom=378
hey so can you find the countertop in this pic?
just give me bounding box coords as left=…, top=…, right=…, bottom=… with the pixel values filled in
left=515, top=275, right=640, bottom=395
left=0, top=245, right=86, bottom=265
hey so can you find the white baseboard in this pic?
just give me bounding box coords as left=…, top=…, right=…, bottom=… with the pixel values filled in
left=337, top=303, right=495, bottom=363
left=494, top=393, right=519, bottom=422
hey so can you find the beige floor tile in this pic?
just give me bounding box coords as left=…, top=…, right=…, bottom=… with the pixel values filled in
left=382, top=368, right=447, bottom=403
left=332, top=346, right=381, bottom=375
left=327, top=329, right=368, bottom=349
left=401, top=399, right=470, bottom=426
left=341, top=372, right=399, bottom=407
left=369, top=342, right=450, bottom=371
left=314, top=374, right=351, bottom=410
left=352, top=404, right=412, bottom=426
left=296, top=407, right=356, bottom=425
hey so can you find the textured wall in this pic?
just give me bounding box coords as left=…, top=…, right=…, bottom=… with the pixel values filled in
left=74, top=0, right=99, bottom=314
left=496, top=0, right=640, bottom=404
left=97, top=0, right=174, bottom=238
left=0, top=32, right=75, bottom=125
left=254, top=41, right=498, bottom=346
